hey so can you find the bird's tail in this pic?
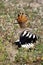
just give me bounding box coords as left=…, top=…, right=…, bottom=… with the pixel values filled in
left=14, top=39, right=21, bottom=47
left=14, top=39, right=20, bottom=45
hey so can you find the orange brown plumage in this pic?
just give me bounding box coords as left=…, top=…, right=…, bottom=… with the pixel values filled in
left=17, top=13, right=28, bottom=23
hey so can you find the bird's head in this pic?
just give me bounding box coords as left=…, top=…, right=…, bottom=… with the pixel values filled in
left=17, top=13, right=28, bottom=23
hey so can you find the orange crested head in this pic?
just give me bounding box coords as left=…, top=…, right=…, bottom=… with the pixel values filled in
left=17, top=13, right=28, bottom=23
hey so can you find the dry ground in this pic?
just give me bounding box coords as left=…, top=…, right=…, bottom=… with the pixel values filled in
left=0, top=0, right=43, bottom=65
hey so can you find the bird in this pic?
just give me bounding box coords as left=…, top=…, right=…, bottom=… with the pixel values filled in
left=14, top=30, right=39, bottom=49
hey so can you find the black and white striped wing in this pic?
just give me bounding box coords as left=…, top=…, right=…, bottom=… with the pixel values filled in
left=20, top=30, right=28, bottom=44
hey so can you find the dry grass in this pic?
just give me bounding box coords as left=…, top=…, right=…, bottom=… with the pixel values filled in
left=0, top=0, right=43, bottom=65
